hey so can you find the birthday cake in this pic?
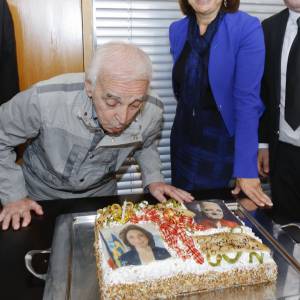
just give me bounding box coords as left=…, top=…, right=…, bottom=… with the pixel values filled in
left=94, top=200, right=277, bottom=299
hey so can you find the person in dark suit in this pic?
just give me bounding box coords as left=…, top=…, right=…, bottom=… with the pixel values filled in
left=0, top=0, right=19, bottom=104
left=258, top=0, right=300, bottom=222
left=119, top=224, right=171, bottom=266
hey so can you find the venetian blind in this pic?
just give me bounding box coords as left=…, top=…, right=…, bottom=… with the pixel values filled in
left=240, top=0, right=285, bottom=20
left=91, top=0, right=285, bottom=195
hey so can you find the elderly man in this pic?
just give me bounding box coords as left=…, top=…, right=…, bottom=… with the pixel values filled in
left=0, top=42, right=193, bottom=230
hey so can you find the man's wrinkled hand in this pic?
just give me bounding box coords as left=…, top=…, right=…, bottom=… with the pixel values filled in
left=0, top=198, right=43, bottom=230
left=231, top=178, right=273, bottom=207
left=148, top=182, right=194, bottom=203
left=258, top=148, right=269, bottom=177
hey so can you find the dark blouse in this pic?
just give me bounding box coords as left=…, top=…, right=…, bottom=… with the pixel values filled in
left=120, top=247, right=171, bottom=266
left=173, top=42, right=216, bottom=110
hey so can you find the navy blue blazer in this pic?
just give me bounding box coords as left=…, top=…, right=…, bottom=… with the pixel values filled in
left=169, top=11, right=265, bottom=177
left=120, top=247, right=171, bottom=266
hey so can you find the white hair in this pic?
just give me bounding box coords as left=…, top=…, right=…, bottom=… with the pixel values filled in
left=85, top=41, right=152, bottom=87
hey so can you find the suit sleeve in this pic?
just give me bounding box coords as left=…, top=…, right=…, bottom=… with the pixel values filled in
left=169, top=22, right=176, bottom=62
left=233, top=17, right=265, bottom=178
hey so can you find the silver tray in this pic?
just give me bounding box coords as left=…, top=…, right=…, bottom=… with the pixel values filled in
left=42, top=207, right=300, bottom=300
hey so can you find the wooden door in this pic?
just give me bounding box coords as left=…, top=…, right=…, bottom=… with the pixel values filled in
left=7, top=0, right=84, bottom=90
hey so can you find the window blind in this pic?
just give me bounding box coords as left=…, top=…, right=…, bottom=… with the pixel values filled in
left=91, top=0, right=285, bottom=195
left=240, top=0, right=285, bottom=20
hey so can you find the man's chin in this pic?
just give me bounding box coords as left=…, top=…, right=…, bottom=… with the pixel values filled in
left=106, top=127, right=124, bottom=135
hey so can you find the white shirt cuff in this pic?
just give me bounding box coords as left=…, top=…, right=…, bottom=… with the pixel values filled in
left=259, top=143, right=269, bottom=149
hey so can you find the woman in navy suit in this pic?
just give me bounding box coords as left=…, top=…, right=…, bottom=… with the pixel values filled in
left=119, top=225, right=171, bottom=266
left=169, top=0, right=272, bottom=207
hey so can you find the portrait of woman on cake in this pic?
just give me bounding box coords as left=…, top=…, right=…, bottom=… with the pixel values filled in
left=119, top=224, right=171, bottom=266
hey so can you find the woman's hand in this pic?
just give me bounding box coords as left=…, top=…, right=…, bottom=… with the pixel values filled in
left=148, top=182, right=194, bottom=203
left=231, top=178, right=273, bottom=207
left=0, top=198, right=43, bottom=230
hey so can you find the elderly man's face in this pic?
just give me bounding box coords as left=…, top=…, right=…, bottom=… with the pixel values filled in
left=86, top=76, right=148, bottom=135
left=201, top=201, right=224, bottom=220
left=284, top=0, right=300, bottom=12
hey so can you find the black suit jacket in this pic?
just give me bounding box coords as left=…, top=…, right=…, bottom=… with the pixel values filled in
left=0, top=0, right=19, bottom=105
left=259, top=9, right=289, bottom=173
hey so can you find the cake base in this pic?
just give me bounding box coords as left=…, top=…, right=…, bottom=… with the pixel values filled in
left=98, top=263, right=277, bottom=300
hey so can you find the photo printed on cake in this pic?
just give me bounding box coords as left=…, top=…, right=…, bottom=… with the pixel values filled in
left=185, top=199, right=242, bottom=229
left=100, top=223, right=171, bottom=268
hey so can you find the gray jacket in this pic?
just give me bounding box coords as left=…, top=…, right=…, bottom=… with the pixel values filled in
left=0, top=73, right=164, bottom=204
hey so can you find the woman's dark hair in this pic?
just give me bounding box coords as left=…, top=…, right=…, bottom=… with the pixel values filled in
left=178, top=0, right=240, bottom=15
left=119, top=224, right=155, bottom=249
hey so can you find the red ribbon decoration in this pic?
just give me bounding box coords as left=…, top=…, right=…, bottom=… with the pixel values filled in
left=130, top=207, right=205, bottom=264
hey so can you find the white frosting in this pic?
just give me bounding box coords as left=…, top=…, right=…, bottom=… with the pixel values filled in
left=96, top=218, right=275, bottom=286
left=99, top=235, right=274, bottom=285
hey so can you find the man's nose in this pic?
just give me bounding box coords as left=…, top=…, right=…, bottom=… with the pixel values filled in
left=115, top=106, right=128, bottom=125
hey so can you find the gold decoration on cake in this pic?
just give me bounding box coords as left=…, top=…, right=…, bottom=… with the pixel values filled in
left=194, top=232, right=268, bottom=255
left=111, top=204, right=122, bottom=221
left=96, top=201, right=136, bottom=225
left=120, top=200, right=135, bottom=224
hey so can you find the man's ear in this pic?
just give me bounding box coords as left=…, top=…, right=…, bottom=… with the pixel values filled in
left=85, top=80, right=93, bottom=98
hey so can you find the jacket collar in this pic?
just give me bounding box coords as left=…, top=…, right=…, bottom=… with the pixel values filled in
left=77, top=90, right=102, bottom=131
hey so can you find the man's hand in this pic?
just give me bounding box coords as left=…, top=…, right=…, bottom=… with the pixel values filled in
left=148, top=182, right=194, bottom=203
left=0, top=198, right=43, bottom=230
left=231, top=178, right=273, bottom=207
left=258, top=148, right=269, bottom=177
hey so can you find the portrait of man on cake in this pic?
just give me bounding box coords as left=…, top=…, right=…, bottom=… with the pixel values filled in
left=185, top=200, right=241, bottom=229
left=100, top=223, right=171, bottom=268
